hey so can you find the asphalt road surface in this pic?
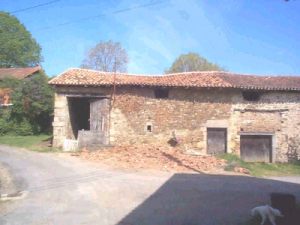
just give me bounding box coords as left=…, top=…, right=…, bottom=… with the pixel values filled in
left=0, top=145, right=299, bottom=225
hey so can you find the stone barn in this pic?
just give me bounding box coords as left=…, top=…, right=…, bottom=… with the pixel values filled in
left=49, top=68, right=300, bottom=162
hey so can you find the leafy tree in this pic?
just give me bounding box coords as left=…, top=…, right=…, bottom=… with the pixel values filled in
left=81, top=40, right=129, bottom=72
left=0, top=72, right=54, bottom=135
left=0, top=77, right=21, bottom=89
left=0, top=11, right=42, bottom=68
left=165, top=52, right=223, bottom=74
left=10, top=71, right=54, bottom=134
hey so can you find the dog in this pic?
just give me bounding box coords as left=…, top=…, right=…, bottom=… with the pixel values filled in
left=251, top=205, right=284, bottom=225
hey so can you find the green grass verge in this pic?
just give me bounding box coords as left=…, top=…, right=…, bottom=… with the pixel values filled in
left=0, top=135, right=60, bottom=152
left=219, top=154, right=300, bottom=177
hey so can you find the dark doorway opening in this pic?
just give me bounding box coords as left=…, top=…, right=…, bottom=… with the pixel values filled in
left=68, top=96, right=110, bottom=148
left=154, top=88, right=169, bottom=99
left=240, top=135, right=272, bottom=162
left=207, top=128, right=227, bottom=155
left=68, top=97, right=90, bottom=138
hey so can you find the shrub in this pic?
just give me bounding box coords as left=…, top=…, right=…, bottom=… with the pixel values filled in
left=13, top=118, right=34, bottom=136
left=0, top=71, right=54, bottom=136
left=0, top=108, right=35, bottom=136
left=0, top=108, right=12, bottom=135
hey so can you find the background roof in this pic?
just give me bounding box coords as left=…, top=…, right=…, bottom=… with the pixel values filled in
left=0, top=66, right=41, bottom=80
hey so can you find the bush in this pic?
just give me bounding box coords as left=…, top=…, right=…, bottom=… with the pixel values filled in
left=0, top=108, right=35, bottom=136
left=0, top=71, right=54, bottom=136
left=9, top=118, right=34, bottom=135
left=0, top=108, right=12, bottom=135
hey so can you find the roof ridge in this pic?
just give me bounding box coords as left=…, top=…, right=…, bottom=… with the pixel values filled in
left=62, top=68, right=300, bottom=78
left=164, top=71, right=225, bottom=76
left=70, top=68, right=164, bottom=77
left=218, top=71, right=300, bottom=78
left=69, top=68, right=231, bottom=77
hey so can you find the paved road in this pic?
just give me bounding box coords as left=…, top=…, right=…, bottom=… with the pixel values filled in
left=266, top=176, right=300, bottom=184
left=0, top=145, right=299, bottom=225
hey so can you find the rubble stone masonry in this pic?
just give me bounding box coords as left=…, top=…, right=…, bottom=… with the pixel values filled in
left=52, top=86, right=300, bottom=162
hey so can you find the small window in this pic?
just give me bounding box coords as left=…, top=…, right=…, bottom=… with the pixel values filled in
left=154, top=89, right=169, bottom=99
left=147, top=125, right=152, bottom=132
left=242, top=91, right=261, bottom=102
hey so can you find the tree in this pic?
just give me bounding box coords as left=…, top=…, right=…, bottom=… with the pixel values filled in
left=165, top=52, right=223, bottom=74
left=0, top=12, right=42, bottom=68
left=10, top=71, right=54, bottom=134
left=0, top=72, right=54, bottom=135
left=81, top=40, right=129, bottom=72
left=0, top=77, right=21, bottom=89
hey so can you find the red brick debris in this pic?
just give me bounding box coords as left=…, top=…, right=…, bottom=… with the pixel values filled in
left=49, top=68, right=300, bottom=91
left=233, top=167, right=251, bottom=175
left=79, top=145, right=227, bottom=173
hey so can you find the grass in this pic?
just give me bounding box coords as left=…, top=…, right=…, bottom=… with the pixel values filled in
left=219, top=153, right=300, bottom=177
left=0, top=135, right=60, bottom=152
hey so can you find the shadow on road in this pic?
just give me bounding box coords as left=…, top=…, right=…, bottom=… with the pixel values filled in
left=161, top=152, right=204, bottom=173
left=116, top=174, right=300, bottom=225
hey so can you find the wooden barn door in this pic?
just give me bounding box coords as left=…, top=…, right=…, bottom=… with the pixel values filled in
left=90, top=99, right=103, bottom=132
left=78, top=98, right=109, bottom=148
left=207, top=128, right=227, bottom=155
left=89, top=98, right=109, bottom=144
left=240, top=135, right=272, bottom=162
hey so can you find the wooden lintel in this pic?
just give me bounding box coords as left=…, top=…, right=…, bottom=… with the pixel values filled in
left=234, top=108, right=289, bottom=113
left=64, top=93, right=110, bottom=98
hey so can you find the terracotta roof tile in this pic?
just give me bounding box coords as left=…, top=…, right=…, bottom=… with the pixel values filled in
left=49, top=68, right=300, bottom=91
left=0, top=66, right=41, bottom=80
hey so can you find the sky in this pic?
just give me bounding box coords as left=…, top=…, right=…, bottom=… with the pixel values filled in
left=0, top=0, right=300, bottom=77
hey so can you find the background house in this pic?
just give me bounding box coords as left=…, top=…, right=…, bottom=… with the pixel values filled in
left=0, top=66, right=41, bottom=106
left=49, top=68, right=300, bottom=163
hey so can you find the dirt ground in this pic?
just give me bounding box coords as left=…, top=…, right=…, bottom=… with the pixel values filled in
left=79, top=145, right=226, bottom=173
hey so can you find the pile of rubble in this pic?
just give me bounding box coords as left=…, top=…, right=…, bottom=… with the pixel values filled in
left=79, top=145, right=227, bottom=173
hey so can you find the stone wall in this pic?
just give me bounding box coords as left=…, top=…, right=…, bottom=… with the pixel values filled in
left=229, top=92, right=300, bottom=162
left=52, top=93, right=68, bottom=147
left=52, top=86, right=300, bottom=162
left=110, top=87, right=235, bottom=153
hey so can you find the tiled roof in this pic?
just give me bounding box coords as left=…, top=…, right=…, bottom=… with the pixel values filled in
left=0, top=66, right=41, bottom=80
left=49, top=68, right=300, bottom=91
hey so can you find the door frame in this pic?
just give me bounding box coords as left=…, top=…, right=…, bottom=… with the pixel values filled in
left=206, top=127, right=228, bottom=154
